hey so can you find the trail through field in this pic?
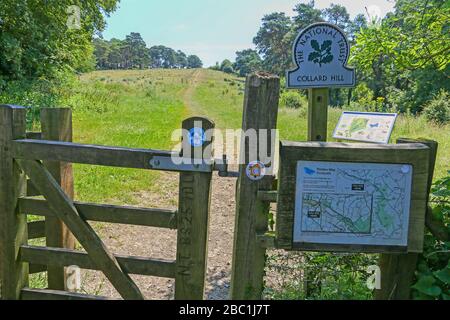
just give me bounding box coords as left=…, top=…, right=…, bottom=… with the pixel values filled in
left=81, top=69, right=237, bottom=300
left=183, top=69, right=238, bottom=300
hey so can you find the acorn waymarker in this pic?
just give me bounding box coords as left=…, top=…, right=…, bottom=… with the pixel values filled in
left=287, top=22, right=355, bottom=89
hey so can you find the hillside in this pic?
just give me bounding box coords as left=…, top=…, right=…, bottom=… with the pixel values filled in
left=29, top=68, right=448, bottom=299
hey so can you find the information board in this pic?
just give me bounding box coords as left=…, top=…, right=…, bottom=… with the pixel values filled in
left=294, top=161, right=413, bottom=248
left=333, top=111, right=398, bottom=144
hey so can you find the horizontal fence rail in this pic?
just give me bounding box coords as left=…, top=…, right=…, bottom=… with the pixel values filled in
left=13, top=139, right=174, bottom=170
left=19, top=197, right=177, bottom=229
left=27, top=220, right=46, bottom=239
left=13, top=139, right=214, bottom=173
left=20, top=246, right=177, bottom=279
left=21, top=288, right=114, bottom=300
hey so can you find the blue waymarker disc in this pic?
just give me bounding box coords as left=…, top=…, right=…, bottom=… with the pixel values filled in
left=189, top=127, right=206, bottom=147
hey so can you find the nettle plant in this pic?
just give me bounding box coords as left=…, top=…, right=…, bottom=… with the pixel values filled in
left=308, top=40, right=333, bottom=67
left=412, top=171, right=450, bottom=300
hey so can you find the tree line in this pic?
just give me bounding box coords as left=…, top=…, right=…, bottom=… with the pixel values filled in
left=212, top=1, right=367, bottom=77
left=93, top=33, right=203, bottom=70
left=214, top=0, right=449, bottom=118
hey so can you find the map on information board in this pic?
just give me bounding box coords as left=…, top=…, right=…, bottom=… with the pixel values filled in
left=293, top=161, right=413, bottom=247
left=333, top=112, right=397, bottom=144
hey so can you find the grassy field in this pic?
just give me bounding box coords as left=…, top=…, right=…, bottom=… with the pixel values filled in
left=65, top=68, right=449, bottom=206
left=26, top=68, right=449, bottom=297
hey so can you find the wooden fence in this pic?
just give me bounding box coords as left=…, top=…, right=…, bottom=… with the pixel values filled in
left=0, top=105, right=214, bottom=300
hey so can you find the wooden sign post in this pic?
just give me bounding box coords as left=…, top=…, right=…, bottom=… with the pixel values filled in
left=308, top=88, right=329, bottom=142
left=287, top=22, right=355, bottom=142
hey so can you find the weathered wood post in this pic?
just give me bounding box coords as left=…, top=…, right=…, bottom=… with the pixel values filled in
left=231, top=72, right=280, bottom=300
left=375, top=138, right=438, bottom=300
left=0, top=105, right=29, bottom=299
left=40, top=108, right=76, bottom=290
left=307, top=88, right=329, bottom=142
left=175, top=117, right=214, bottom=300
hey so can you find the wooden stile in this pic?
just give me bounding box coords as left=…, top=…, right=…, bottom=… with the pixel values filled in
left=175, top=117, right=214, bottom=300
left=20, top=245, right=176, bottom=279
left=16, top=159, right=144, bottom=300
left=0, top=105, right=29, bottom=299
left=231, top=72, right=280, bottom=300
left=41, top=108, right=76, bottom=290
left=18, top=197, right=177, bottom=229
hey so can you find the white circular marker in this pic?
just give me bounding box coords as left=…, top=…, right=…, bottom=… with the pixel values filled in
left=246, top=161, right=266, bottom=181
left=401, top=165, right=410, bottom=174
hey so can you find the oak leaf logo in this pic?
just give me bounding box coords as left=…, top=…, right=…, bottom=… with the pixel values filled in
left=308, top=40, right=333, bottom=67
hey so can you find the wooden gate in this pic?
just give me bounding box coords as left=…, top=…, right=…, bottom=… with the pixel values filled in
left=0, top=105, right=214, bottom=300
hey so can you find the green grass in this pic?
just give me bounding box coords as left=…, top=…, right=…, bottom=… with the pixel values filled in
left=25, top=68, right=449, bottom=295
left=64, top=69, right=193, bottom=204
left=192, top=70, right=450, bottom=178
left=65, top=68, right=449, bottom=205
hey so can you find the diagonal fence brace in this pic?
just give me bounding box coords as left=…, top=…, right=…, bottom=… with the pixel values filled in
left=16, top=159, right=144, bottom=300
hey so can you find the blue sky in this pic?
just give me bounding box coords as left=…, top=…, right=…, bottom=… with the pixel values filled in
left=102, top=0, right=395, bottom=67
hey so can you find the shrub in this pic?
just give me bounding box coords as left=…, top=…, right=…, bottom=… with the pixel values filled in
left=412, top=171, right=450, bottom=300
left=423, top=90, right=450, bottom=125
left=0, top=77, right=67, bottom=128
left=280, top=91, right=307, bottom=109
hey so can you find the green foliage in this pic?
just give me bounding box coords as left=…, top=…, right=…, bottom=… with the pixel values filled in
left=351, top=0, right=449, bottom=114
left=322, top=3, right=350, bottom=30
left=220, top=59, right=234, bottom=74
left=423, top=90, right=450, bottom=125
left=0, top=73, right=73, bottom=128
left=264, top=251, right=376, bottom=300
left=234, top=49, right=262, bottom=77
left=253, top=12, right=293, bottom=75
left=94, top=37, right=202, bottom=70
left=280, top=91, right=307, bottom=109
left=187, top=55, right=203, bottom=68
left=0, top=0, right=119, bottom=81
left=413, top=172, right=450, bottom=300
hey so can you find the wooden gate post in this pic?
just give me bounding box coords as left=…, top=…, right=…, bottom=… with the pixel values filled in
left=231, top=72, right=280, bottom=300
left=375, top=138, right=438, bottom=300
left=40, top=108, right=76, bottom=290
left=0, top=105, right=28, bottom=299
left=175, top=117, right=214, bottom=300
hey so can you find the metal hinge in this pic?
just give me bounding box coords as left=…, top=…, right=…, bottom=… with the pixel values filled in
left=149, top=156, right=212, bottom=173
left=213, top=155, right=239, bottom=178
left=149, top=155, right=239, bottom=177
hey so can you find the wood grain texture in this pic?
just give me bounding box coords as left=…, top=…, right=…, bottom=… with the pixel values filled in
left=21, top=288, right=114, bottom=300
left=231, top=72, right=280, bottom=300
left=41, top=108, right=76, bottom=290
left=20, top=245, right=176, bottom=279
left=16, top=159, right=144, bottom=300
left=26, top=179, right=40, bottom=196
left=27, top=220, right=45, bottom=239
left=257, top=191, right=278, bottom=203
left=0, top=105, right=29, bottom=299
left=175, top=117, right=214, bottom=300
left=19, top=197, right=177, bottom=229
left=12, top=139, right=173, bottom=170
left=308, top=88, right=329, bottom=142
left=276, top=141, right=430, bottom=253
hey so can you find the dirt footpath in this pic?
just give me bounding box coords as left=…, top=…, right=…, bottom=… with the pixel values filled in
left=81, top=170, right=237, bottom=300
left=82, top=69, right=238, bottom=299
